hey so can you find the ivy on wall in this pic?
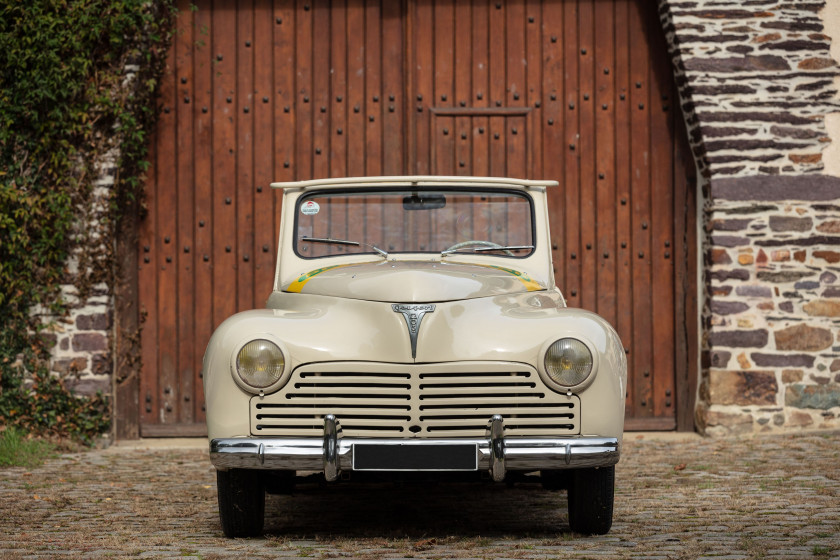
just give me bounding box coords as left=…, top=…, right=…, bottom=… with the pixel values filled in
left=0, top=0, right=175, bottom=442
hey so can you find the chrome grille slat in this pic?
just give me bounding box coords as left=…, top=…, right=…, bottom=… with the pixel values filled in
left=251, top=362, right=580, bottom=437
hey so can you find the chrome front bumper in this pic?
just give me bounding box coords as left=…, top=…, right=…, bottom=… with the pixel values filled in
left=210, top=415, right=619, bottom=481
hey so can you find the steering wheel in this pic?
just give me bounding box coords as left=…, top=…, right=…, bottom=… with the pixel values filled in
left=444, top=240, right=515, bottom=256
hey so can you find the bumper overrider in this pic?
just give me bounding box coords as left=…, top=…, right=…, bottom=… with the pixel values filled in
left=210, top=415, right=620, bottom=481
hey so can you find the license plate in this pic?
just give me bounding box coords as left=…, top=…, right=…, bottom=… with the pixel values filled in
left=352, top=443, right=478, bottom=471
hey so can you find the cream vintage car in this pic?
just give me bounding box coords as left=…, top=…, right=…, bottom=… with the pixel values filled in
left=202, top=176, right=627, bottom=537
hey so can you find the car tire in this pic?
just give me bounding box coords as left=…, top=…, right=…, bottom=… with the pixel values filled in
left=566, top=466, right=614, bottom=535
left=217, top=469, right=265, bottom=538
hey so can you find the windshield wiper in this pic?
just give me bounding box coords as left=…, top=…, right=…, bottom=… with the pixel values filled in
left=441, top=243, right=534, bottom=256
left=301, top=236, right=388, bottom=258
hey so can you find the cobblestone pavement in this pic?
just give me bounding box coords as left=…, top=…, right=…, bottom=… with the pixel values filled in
left=1, top=431, right=839, bottom=559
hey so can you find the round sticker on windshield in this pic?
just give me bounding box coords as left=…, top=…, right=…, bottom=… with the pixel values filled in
left=301, top=200, right=320, bottom=215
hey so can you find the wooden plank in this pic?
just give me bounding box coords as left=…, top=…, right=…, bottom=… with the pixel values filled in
left=273, top=0, right=295, bottom=264
left=674, top=89, right=698, bottom=432
left=488, top=0, right=505, bottom=177
left=252, top=0, right=275, bottom=307
left=623, top=416, right=676, bottom=432
left=156, top=38, right=178, bottom=425
left=236, top=0, right=255, bottom=313
left=455, top=0, right=471, bottom=176
left=562, top=0, right=580, bottom=308
left=504, top=0, right=527, bottom=181
left=346, top=1, right=365, bottom=178
left=312, top=0, right=330, bottom=180
left=629, top=0, right=653, bottom=418
left=138, top=96, right=159, bottom=427
left=115, top=188, right=140, bottom=439
left=140, top=423, right=208, bottom=438
left=542, top=1, right=564, bottom=289
left=382, top=0, right=404, bottom=174
left=175, top=0, right=195, bottom=423
left=648, top=2, right=676, bottom=420
left=594, top=0, right=616, bottom=327
left=363, top=0, right=382, bottom=176
left=295, top=0, right=314, bottom=180
left=471, top=0, right=489, bottom=177
left=330, top=0, right=348, bottom=179
left=577, top=0, right=596, bottom=313
left=613, top=0, right=634, bottom=419
left=525, top=0, right=542, bottom=179
left=192, top=0, right=213, bottom=424
left=433, top=0, right=455, bottom=176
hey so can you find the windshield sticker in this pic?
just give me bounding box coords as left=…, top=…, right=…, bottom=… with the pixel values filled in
left=301, top=200, right=320, bottom=215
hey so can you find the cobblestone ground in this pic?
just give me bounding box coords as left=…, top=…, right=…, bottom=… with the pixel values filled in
left=1, top=431, right=839, bottom=559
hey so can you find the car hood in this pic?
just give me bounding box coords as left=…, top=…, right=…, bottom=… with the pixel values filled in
left=281, top=260, right=545, bottom=302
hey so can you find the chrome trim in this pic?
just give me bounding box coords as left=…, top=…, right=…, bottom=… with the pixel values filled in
left=210, top=436, right=619, bottom=473
left=488, top=415, right=505, bottom=482
left=323, top=415, right=340, bottom=481
left=392, top=303, right=435, bottom=359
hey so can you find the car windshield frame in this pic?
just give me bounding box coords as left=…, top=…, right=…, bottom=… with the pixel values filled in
left=292, top=186, right=537, bottom=260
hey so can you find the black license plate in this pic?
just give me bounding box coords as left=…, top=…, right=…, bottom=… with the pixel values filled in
left=352, top=443, right=478, bottom=471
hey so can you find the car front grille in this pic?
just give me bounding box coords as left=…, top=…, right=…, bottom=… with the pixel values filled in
left=251, top=362, right=580, bottom=437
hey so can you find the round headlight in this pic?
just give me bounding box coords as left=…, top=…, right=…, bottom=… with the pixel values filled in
left=544, top=338, right=593, bottom=387
left=236, top=339, right=285, bottom=388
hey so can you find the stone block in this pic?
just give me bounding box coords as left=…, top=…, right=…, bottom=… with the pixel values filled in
left=817, top=220, right=840, bottom=233
left=779, top=301, right=794, bottom=312
left=751, top=353, right=815, bottom=368
left=830, top=359, right=840, bottom=373
left=711, top=300, right=749, bottom=315
left=802, top=300, right=840, bottom=317
left=684, top=55, right=788, bottom=73
left=735, top=285, right=772, bottom=298
left=786, top=384, right=840, bottom=410
left=738, top=253, right=754, bottom=265
left=813, top=251, right=840, bottom=264
left=821, top=271, right=837, bottom=284
left=709, top=370, right=777, bottom=406
left=709, top=329, right=768, bottom=348
left=64, top=375, right=111, bottom=397
left=707, top=248, right=732, bottom=265
left=823, top=287, right=840, bottom=298
left=711, top=235, right=750, bottom=248
left=798, top=57, right=836, bottom=70
left=91, top=353, right=112, bottom=376
left=710, top=174, right=840, bottom=202
left=774, top=323, right=833, bottom=351
left=76, top=312, right=112, bottom=331
left=782, top=369, right=803, bottom=383
left=705, top=350, right=731, bottom=368
left=770, top=250, right=790, bottom=262
left=72, top=333, right=108, bottom=352
left=52, top=357, right=88, bottom=374
left=710, top=269, right=750, bottom=282
left=704, top=409, right=754, bottom=436
left=786, top=410, right=815, bottom=428
left=757, top=271, right=814, bottom=283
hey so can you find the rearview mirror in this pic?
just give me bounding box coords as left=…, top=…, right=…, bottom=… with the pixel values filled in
left=403, top=194, right=446, bottom=210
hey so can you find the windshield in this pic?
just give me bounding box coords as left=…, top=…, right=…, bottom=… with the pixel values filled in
left=295, top=188, right=534, bottom=259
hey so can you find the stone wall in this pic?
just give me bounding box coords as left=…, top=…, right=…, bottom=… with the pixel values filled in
left=660, top=0, right=840, bottom=434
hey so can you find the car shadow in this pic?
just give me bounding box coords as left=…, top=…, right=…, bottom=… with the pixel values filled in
left=264, top=481, right=570, bottom=538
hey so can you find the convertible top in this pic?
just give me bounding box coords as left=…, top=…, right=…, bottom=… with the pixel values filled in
left=270, top=175, right=559, bottom=191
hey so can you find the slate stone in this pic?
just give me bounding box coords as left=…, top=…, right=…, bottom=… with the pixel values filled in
left=751, top=353, right=816, bottom=368
left=719, top=205, right=777, bottom=215
left=711, top=300, right=750, bottom=315
left=774, top=323, right=833, bottom=351
left=756, top=235, right=840, bottom=248
left=779, top=301, right=794, bottom=312
left=709, top=329, right=769, bottom=348
left=72, top=333, right=108, bottom=352
left=759, top=40, right=830, bottom=52
left=711, top=175, right=840, bottom=202
left=76, top=312, right=112, bottom=331
left=794, top=281, right=820, bottom=290
left=823, top=287, right=840, bottom=297
left=706, top=139, right=804, bottom=152
left=710, top=269, right=750, bottom=282
left=819, top=271, right=837, bottom=284
left=712, top=219, right=752, bottom=232
left=786, top=384, right=840, bottom=410
left=760, top=20, right=822, bottom=32
left=65, top=376, right=111, bottom=397
left=757, top=270, right=814, bottom=283
left=769, top=125, right=822, bottom=139
left=702, top=112, right=815, bottom=125
left=769, top=216, right=813, bottom=232
left=711, top=235, right=750, bottom=247
left=735, top=285, right=772, bottom=298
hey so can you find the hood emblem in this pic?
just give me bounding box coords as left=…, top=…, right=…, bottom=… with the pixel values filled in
left=392, top=304, right=435, bottom=359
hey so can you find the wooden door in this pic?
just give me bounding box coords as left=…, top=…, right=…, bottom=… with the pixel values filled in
left=133, top=0, right=695, bottom=437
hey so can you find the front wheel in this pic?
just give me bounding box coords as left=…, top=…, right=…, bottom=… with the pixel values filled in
left=566, top=466, right=615, bottom=535
left=217, top=469, right=265, bottom=538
